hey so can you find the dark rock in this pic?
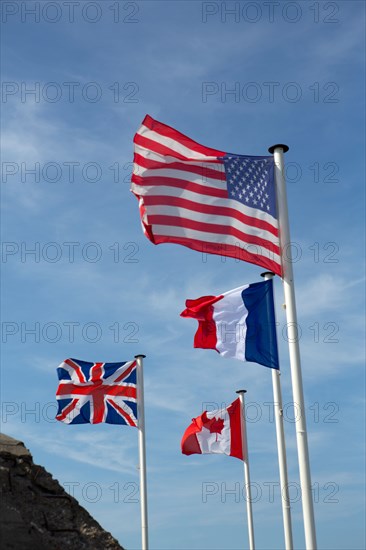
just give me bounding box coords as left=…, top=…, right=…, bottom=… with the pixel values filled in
left=0, top=433, right=124, bottom=549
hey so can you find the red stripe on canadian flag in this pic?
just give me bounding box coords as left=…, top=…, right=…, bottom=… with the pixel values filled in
left=181, top=398, right=244, bottom=461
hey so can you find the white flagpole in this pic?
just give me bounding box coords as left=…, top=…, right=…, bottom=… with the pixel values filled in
left=236, top=389, right=255, bottom=550
left=135, top=354, right=149, bottom=550
left=261, top=271, right=293, bottom=550
left=269, top=144, right=317, bottom=549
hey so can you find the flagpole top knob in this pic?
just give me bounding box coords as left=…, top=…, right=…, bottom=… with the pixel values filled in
left=134, top=354, right=146, bottom=359
left=268, top=144, right=289, bottom=154
left=261, top=271, right=275, bottom=279
left=236, top=389, right=247, bottom=394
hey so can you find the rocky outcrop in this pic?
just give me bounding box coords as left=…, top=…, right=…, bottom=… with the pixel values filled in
left=0, top=433, right=124, bottom=549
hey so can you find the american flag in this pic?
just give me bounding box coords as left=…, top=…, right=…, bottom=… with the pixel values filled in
left=55, top=358, right=138, bottom=426
left=131, top=115, right=282, bottom=276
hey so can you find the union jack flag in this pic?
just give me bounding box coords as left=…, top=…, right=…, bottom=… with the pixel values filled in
left=55, top=358, right=138, bottom=426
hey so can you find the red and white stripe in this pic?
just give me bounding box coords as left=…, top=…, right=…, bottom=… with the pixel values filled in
left=131, top=115, right=282, bottom=275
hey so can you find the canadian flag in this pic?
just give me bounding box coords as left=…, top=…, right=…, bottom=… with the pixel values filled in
left=181, top=398, right=244, bottom=461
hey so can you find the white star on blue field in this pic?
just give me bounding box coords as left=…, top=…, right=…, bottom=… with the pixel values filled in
left=223, top=156, right=275, bottom=214
left=1, top=2, right=365, bottom=549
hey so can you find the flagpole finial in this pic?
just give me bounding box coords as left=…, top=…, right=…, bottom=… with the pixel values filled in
left=261, top=271, right=275, bottom=279
left=268, top=144, right=289, bottom=154
left=236, top=389, right=247, bottom=394
left=135, top=354, right=146, bottom=359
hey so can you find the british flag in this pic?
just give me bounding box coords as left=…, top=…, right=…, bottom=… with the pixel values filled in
left=55, top=358, right=138, bottom=426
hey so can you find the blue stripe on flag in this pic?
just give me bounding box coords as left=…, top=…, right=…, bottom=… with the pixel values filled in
left=242, top=279, right=279, bottom=370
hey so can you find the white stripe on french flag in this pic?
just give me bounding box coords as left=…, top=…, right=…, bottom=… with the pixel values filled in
left=181, top=279, right=279, bottom=369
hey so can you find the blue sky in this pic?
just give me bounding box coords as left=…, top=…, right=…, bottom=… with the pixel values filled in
left=1, top=1, right=365, bottom=549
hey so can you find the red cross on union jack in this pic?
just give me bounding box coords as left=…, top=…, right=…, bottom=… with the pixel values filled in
left=55, top=358, right=138, bottom=426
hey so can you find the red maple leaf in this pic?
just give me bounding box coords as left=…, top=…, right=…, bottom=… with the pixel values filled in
left=202, top=413, right=225, bottom=435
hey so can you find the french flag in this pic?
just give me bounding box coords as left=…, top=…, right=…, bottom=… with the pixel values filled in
left=181, top=279, right=279, bottom=370
left=181, top=398, right=244, bottom=461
